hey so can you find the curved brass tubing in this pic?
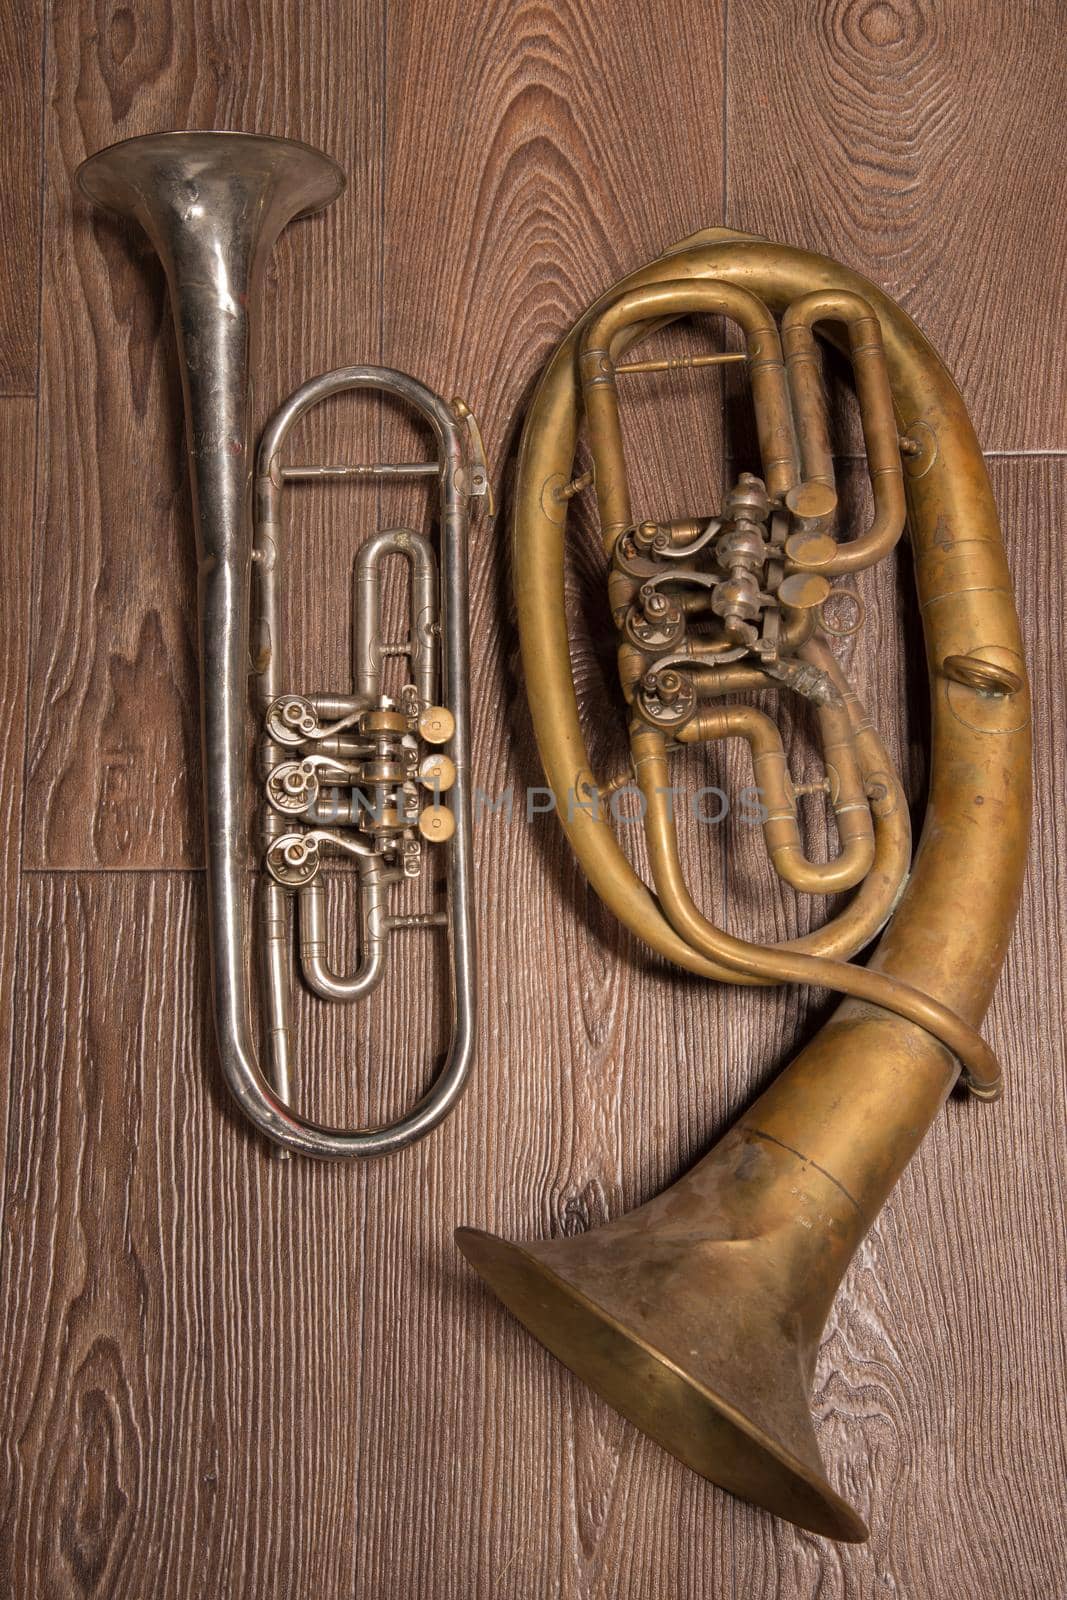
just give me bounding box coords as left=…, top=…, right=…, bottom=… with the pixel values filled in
left=781, top=289, right=907, bottom=575
left=458, top=230, right=1031, bottom=1543
left=507, top=231, right=1029, bottom=1094
left=623, top=644, right=911, bottom=972
left=675, top=700, right=875, bottom=894
left=581, top=278, right=800, bottom=545
left=572, top=252, right=1006, bottom=1089
left=630, top=720, right=1000, bottom=1090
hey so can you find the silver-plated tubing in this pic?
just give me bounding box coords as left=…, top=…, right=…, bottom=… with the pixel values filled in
left=297, top=870, right=451, bottom=1004
left=281, top=462, right=440, bottom=480
left=298, top=867, right=388, bottom=1003
left=253, top=365, right=478, bottom=1155
left=77, top=132, right=476, bottom=1158
left=261, top=879, right=296, bottom=1108
left=354, top=528, right=438, bottom=704
left=306, top=693, right=372, bottom=720
left=304, top=733, right=374, bottom=760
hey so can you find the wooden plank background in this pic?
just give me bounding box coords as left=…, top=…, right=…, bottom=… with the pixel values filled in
left=2, top=1, right=1065, bottom=1595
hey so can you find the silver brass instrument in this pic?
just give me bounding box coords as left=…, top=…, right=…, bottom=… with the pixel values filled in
left=77, top=131, right=483, bottom=1156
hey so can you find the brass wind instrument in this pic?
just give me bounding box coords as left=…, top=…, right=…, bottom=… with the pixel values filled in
left=458, top=231, right=1030, bottom=1539
left=78, top=132, right=483, bottom=1156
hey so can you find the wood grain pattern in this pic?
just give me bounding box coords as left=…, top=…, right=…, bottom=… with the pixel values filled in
left=726, top=0, right=1067, bottom=453
left=0, top=0, right=41, bottom=392
left=3, top=0, right=1066, bottom=1596
left=0, top=403, right=36, bottom=1193
left=23, top=0, right=385, bottom=870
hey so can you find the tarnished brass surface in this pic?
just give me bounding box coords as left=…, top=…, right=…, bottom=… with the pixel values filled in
left=457, top=232, right=1031, bottom=1539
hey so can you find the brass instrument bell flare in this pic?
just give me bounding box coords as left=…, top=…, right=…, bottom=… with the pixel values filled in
left=459, top=229, right=1030, bottom=1537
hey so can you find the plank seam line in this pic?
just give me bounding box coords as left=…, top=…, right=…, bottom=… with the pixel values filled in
left=376, top=0, right=388, bottom=558
left=721, top=0, right=729, bottom=230
left=24, top=866, right=206, bottom=876
left=725, top=450, right=1067, bottom=462
left=3, top=0, right=51, bottom=1300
